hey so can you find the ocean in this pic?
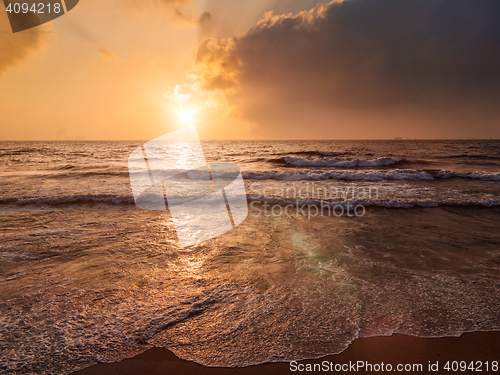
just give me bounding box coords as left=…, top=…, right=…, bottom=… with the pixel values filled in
left=1, top=139, right=499, bottom=374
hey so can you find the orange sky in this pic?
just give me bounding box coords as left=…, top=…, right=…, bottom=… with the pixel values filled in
left=1, top=0, right=499, bottom=140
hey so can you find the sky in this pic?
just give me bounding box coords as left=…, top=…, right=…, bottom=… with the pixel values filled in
left=0, top=0, right=499, bottom=140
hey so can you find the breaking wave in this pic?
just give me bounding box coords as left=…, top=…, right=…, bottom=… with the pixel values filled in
left=243, top=169, right=500, bottom=181
left=280, top=156, right=405, bottom=167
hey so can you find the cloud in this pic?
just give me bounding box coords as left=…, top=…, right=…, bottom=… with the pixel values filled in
left=0, top=10, right=53, bottom=78
left=194, top=0, right=500, bottom=138
left=164, top=85, right=191, bottom=104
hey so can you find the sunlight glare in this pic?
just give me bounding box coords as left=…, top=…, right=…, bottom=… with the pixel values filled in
left=179, top=110, right=194, bottom=126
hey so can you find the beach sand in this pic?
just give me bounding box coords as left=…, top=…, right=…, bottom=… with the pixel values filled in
left=73, top=332, right=500, bottom=374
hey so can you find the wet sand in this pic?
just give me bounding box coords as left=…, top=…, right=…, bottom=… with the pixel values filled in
left=73, top=332, right=500, bottom=375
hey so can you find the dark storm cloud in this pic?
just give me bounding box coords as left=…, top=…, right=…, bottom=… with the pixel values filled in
left=195, top=0, right=500, bottom=138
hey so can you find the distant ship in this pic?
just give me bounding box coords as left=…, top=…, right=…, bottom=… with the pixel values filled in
left=394, top=137, right=403, bottom=140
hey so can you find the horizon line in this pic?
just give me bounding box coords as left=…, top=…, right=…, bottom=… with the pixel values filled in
left=0, top=138, right=499, bottom=142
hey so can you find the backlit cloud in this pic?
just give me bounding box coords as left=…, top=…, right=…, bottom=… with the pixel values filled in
left=194, top=0, right=500, bottom=139
left=164, top=85, right=191, bottom=104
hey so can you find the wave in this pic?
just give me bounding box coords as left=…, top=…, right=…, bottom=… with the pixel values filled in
left=32, top=170, right=131, bottom=179
left=4, top=166, right=499, bottom=183
left=274, top=151, right=347, bottom=158
left=0, top=195, right=136, bottom=206
left=247, top=195, right=500, bottom=209
left=244, top=169, right=433, bottom=181
left=80, top=168, right=500, bottom=181
left=0, top=147, right=52, bottom=156
left=0, top=192, right=246, bottom=207
left=244, top=169, right=500, bottom=181
left=434, top=171, right=500, bottom=181
left=0, top=194, right=500, bottom=209
left=2, top=191, right=499, bottom=209
left=281, top=157, right=405, bottom=167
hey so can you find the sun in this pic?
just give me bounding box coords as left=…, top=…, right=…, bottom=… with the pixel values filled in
left=178, top=110, right=194, bottom=126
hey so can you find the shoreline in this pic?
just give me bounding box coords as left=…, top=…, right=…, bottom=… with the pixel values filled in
left=73, top=331, right=500, bottom=374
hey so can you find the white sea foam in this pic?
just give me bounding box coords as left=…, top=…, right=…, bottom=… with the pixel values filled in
left=243, top=169, right=434, bottom=181
left=435, top=170, right=500, bottom=181
left=283, top=157, right=404, bottom=167
left=244, top=169, right=500, bottom=182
